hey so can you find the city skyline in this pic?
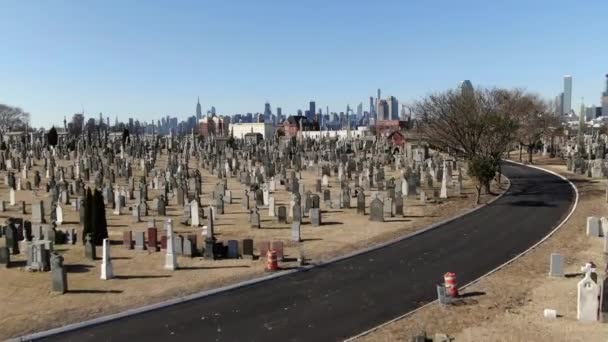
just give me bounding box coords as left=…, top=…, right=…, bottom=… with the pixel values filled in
left=1, top=1, right=607, bottom=127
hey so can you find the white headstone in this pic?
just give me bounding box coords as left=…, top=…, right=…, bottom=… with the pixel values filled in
left=9, top=188, right=16, bottom=206
left=100, top=238, right=114, bottom=280
left=164, top=220, right=178, bottom=270
left=601, top=217, right=608, bottom=237
left=577, top=271, right=599, bottom=322
left=439, top=162, right=448, bottom=199
left=401, top=178, right=408, bottom=196
left=190, top=200, right=200, bottom=227
left=322, top=175, right=329, bottom=187
left=268, top=197, right=275, bottom=217
left=56, top=204, right=64, bottom=225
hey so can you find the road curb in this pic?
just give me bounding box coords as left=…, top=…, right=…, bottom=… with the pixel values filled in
left=9, top=174, right=511, bottom=342
left=344, top=160, right=579, bottom=341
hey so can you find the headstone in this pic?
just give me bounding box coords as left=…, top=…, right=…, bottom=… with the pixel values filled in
left=190, top=200, right=200, bottom=227
left=277, top=205, right=287, bottom=223
left=242, top=238, right=254, bottom=259
left=147, top=227, right=159, bottom=252
left=123, top=231, right=133, bottom=249
left=268, top=197, right=275, bottom=217
left=134, top=231, right=146, bottom=250
left=291, top=220, right=301, bottom=242
left=0, top=247, right=10, bottom=268
left=250, top=208, right=261, bottom=228
left=577, top=271, right=600, bottom=322
left=549, top=253, right=564, bottom=277
left=587, top=216, right=600, bottom=237
left=310, top=208, right=322, bottom=227
left=164, top=219, right=178, bottom=270
left=227, top=240, right=239, bottom=259
left=51, top=253, right=68, bottom=294
left=357, top=191, right=365, bottom=215
left=100, top=238, right=114, bottom=280
left=84, top=234, right=96, bottom=260
left=370, top=197, right=384, bottom=222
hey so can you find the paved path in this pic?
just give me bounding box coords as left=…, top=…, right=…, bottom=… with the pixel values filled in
left=42, top=162, right=574, bottom=342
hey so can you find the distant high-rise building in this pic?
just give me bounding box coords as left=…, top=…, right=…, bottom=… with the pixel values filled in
left=369, top=97, right=375, bottom=118
left=196, top=97, right=202, bottom=120
left=602, top=74, right=608, bottom=117
left=297, top=109, right=303, bottom=116
left=71, top=113, right=84, bottom=134
left=554, top=95, right=561, bottom=116
left=460, top=80, right=474, bottom=96
left=563, top=75, right=572, bottom=115
left=376, top=89, right=381, bottom=120
left=264, top=102, right=272, bottom=118
left=387, top=96, right=399, bottom=120
left=586, top=106, right=596, bottom=121
left=211, top=106, right=216, bottom=116
left=276, top=107, right=282, bottom=122
left=377, top=100, right=388, bottom=120
left=356, top=102, right=363, bottom=119
left=309, top=101, right=316, bottom=121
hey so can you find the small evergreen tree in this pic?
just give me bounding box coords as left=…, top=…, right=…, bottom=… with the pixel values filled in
left=48, top=126, right=58, bottom=146
left=92, top=189, right=108, bottom=245
left=122, top=128, right=130, bottom=146
left=82, top=188, right=93, bottom=244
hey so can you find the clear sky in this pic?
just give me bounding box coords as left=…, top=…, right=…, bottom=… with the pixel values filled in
left=1, top=0, right=606, bottom=127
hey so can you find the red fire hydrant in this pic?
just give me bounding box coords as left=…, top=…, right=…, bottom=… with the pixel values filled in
left=444, top=272, right=458, bottom=298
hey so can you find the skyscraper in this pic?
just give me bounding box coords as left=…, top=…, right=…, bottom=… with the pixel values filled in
left=602, top=74, right=608, bottom=117
left=369, top=97, right=375, bottom=118
left=356, top=102, right=363, bottom=119
left=309, top=101, right=316, bottom=121
left=264, top=102, right=272, bottom=119
left=196, top=97, right=202, bottom=120
left=460, top=80, right=474, bottom=97
left=563, top=75, right=572, bottom=115
left=387, top=96, right=399, bottom=120
left=554, top=95, right=562, bottom=116
left=276, top=107, right=282, bottom=122
left=377, top=100, right=388, bottom=120
left=376, top=89, right=381, bottom=120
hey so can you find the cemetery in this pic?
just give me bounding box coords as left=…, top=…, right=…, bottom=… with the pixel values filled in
left=0, top=131, right=503, bottom=339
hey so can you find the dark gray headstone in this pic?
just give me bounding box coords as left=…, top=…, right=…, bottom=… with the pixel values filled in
left=51, top=253, right=67, bottom=294
left=370, top=197, right=384, bottom=222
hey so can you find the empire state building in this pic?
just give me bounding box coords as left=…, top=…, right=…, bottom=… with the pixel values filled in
left=196, top=97, right=202, bottom=120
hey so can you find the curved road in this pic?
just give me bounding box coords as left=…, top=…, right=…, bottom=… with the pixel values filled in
left=41, top=162, right=574, bottom=342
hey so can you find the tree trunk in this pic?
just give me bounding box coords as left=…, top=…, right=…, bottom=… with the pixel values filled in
left=527, top=145, right=533, bottom=164
left=519, top=145, right=523, bottom=162
left=475, top=184, right=481, bottom=204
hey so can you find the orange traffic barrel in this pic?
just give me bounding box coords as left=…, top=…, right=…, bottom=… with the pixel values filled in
left=266, top=250, right=279, bottom=271
left=444, top=272, right=458, bottom=297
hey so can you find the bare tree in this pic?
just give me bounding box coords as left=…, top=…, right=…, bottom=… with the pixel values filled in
left=509, top=92, right=558, bottom=163
left=415, top=88, right=519, bottom=203
left=0, top=104, right=30, bottom=132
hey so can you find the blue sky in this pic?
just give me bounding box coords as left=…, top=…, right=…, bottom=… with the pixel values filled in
left=1, top=0, right=606, bottom=127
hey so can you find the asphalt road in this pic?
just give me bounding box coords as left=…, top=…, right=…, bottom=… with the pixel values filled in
left=41, top=162, right=574, bottom=342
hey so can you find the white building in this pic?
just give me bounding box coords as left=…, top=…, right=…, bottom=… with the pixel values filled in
left=230, top=122, right=275, bottom=139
